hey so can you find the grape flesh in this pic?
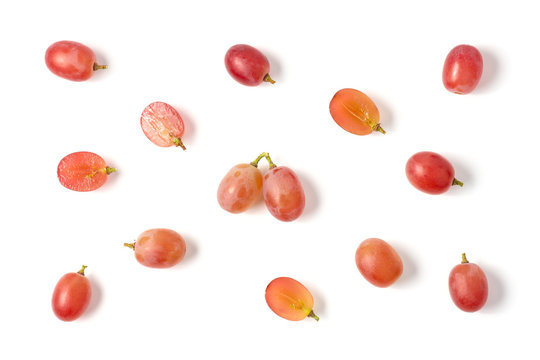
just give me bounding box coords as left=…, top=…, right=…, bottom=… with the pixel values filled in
left=329, top=88, right=384, bottom=135
left=140, top=102, right=186, bottom=149
left=265, top=277, right=318, bottom=321
left=57, top=151, right=116, bottom=192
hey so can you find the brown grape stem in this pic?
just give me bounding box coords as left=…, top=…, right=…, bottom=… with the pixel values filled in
left=93, top=63, right=108, bottom=71
left=461, top=253, right=469, bottom=264
left=106, top=166, right=117, bottom=175
left=308, top=310, right=319, bottom=321
left=452, top=178, right=464, bottom=187
left=172, top=136, right=186, bottom=150
left=77, top=265, right=88, bottom=276
left=263, top=74, right=275, bottom=84
left=124, top=242, right=136, bottom=251
left=250, top=152, right=269, bottom=167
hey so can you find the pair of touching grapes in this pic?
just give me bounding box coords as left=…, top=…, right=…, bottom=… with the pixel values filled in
left=217, top=152, right=305, bottom=222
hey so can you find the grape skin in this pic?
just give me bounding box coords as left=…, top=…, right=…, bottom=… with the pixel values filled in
left=217, top=163, right=263, bottom=213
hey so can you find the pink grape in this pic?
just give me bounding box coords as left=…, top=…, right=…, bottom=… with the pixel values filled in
left=140, top=102, right=186, bottom=149
left=442, top=45, right=483, bottom=94
left=217, top=160, right=263, bottom=214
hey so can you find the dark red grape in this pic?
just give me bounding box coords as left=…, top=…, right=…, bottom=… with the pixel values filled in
left=225, top=44, right=275, bottom=86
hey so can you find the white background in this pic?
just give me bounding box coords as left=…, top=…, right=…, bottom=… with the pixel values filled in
left=1, top=0, right=538, bottom=358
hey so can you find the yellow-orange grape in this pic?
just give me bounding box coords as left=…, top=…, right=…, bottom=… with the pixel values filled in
left=329, top=88, right=385, bottom=135
left=265, top=277, right=319, bottom=321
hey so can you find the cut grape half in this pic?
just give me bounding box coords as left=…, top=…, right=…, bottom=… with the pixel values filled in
left=57, top=151, right=116, bottom=192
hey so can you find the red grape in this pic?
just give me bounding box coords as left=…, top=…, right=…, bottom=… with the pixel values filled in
left=52, top=265, right=92, bottom=321
left=45, top=41, right=107, bottom=81
left=442, top=45, right=483, bottom=94
left=355, top=238, right=403, bottom=288
left=225, top=44, right=275, bottom=86
left=329, top=88, right=385, bottom=135
left=405, top=151, right=462, bottom=195
left=265, top=277, right=319, bottom=321
left=125, top=228, right=186, bottom=269
left=217, top=154, right=264, bottom=213
left=140, top=102, right=186, bottom=149
left=449, top=253, right=488, bottom=312
left=57, top=151, right=116, bottom=192
left=262, top=154, right=305, bottom=222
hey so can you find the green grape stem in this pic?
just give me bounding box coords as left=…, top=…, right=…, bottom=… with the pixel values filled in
left=172, top=136, right=186, bottom=150
left=77, top=265, right=88, bottom=276
left=263, top=74, right=275, bottom=84
left=250, top=152, right=269, bottom=168
left=308, top=310, right=319, bottom=321
left=264, top=153, right=276, bottom=169
left=250, top=152, right=277, bottom=169
left=124, top=242, right=136, bottom=251
left=461, top=253, right=469, bottom=264
left=452, top=178, right=464, bottom=187
left=106, top=166, right=117, bottom=175
left=373, top=123, right=386, bottom=134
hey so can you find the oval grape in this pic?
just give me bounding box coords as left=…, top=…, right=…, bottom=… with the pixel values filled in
left=449, top=253, right=488, bottom=312
left=45, top=40, right=107, bottom=81
left=442, top=45, right=483, bottom=94
left=224, top=44, right=275, bottom=86
left=265, top=277, right=319, bottom=321
left=125, top=228, right=186, bottom=269
left=141, top=102, right=186, bottom=149
left=57, top=151, right=116, bottom=192
left=329, top=88, right=385, bottom=135
left=405, top=151, right=462, bottom=195
left=217, top=163, right=263, bottom=213
left=262, top=166, right=305, bottom=222
left=52, top=265, right=92, bottom=321
left=355, top=238, right=403, bottom=288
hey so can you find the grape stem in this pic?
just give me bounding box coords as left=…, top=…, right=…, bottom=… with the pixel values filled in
left=263, top=74, right=275, bottom=84
left=264, top=153, right=276, bottom=169
left=250, top=152, right=269, bottom=167
left=124, top=242, right=136, bottom=250
left=461, top=253, right=469, bottom=264
left=452, top=178, right=464, bottom=187
left=308, top=310, right=319, bottom=321
left=77, top=265, right=88, bottom=276
left=372, top=123, right=386, bottom=134
left=250, top=152, right=277, bottom=169
left=106, top=166, right=117, bottom=175
left=172, top=136, right=186, bottom=150
left=93, top=63, right=108, bottom=71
